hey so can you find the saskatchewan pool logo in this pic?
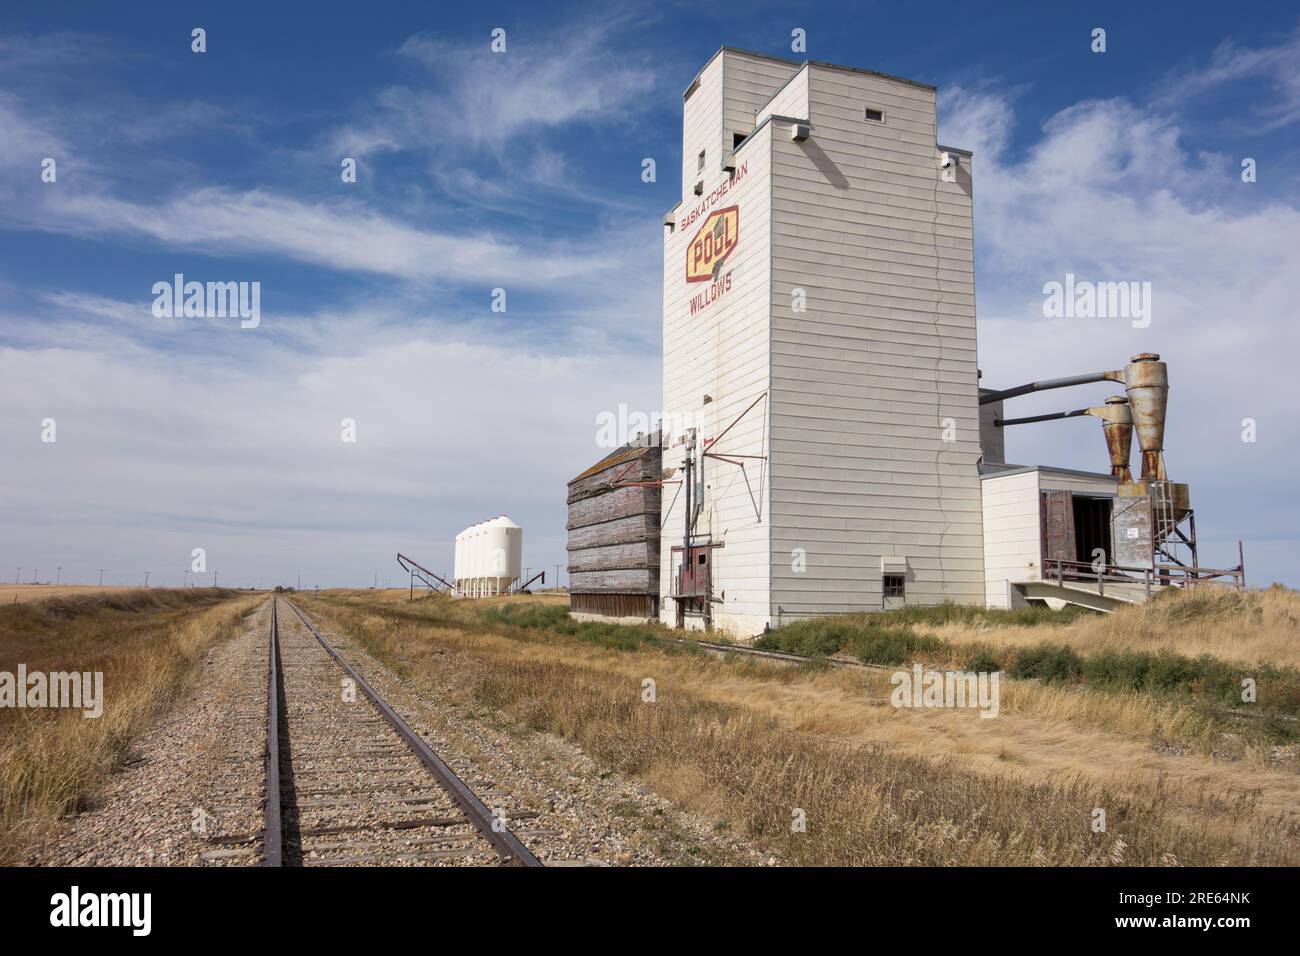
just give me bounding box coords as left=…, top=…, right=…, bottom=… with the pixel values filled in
left=685, top=205, right=739, bottom=283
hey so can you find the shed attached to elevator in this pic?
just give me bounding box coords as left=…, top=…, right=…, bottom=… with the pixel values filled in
left=980, top=464, right=1122, bottom=608
left=566, top=436, right=662, bottom=622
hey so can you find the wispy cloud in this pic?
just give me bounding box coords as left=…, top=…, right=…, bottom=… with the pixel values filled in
left=25, top=186, right=602, bottom=285
left=331, top=23, right=657, bottom=160
left=1153, top=23, right=1300, bottom=131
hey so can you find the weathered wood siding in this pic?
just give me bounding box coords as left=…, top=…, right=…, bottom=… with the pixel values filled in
left=567, top=513, right=657, bottom=551
left=568, top=487, right=657, bottom=529
left=568, top=568, right=657, bottom=592
left=568, top=541, right=658, bottom=572
left=566, top=445, right=662, bottom=598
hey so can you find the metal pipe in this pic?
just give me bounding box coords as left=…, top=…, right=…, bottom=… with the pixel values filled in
left=978, top=370, right=1121, bottom=405
left=994, top=408, right=1090, bottom=427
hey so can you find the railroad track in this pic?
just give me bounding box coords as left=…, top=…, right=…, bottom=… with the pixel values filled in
left=678, top=635, right=1292, bottom=723
left=261, top=596, right=542, bottom=867
left=679, top=636, right=889, bottom=671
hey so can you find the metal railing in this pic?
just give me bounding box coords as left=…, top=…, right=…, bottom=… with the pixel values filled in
left=1043, top=558, right=1245, bottom=597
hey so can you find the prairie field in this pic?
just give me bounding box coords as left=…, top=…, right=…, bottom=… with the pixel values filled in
left=0, top=585, right=142, bottom=605
left=291, top=586, right=1300, bottom=866
left=3, top=584, right=1296, bottom=866
left=0, top=589, right=261, bottom=860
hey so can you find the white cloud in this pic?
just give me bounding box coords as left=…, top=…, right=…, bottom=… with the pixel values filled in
left=1153, top=26, right=1300, bottom=131
left=330, top=24, right=656, bottom=160
left=0, top=333, right=659, bottom=587
left=937, top=80, right=1300, bottom=583
left=30, top=186, right=597, bottom=286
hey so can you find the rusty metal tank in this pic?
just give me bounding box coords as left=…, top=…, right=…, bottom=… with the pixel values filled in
left=1087, top=395, right=1133, bottom=482
left=1123, top=353, right=1168, bottom=480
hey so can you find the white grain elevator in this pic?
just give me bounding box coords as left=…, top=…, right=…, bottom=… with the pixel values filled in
left=659, top=47, right=985, bottom=634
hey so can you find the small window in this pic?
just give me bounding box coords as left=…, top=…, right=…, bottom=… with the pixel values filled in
left=697, top=149, right=706, bottom=171
left=882, top=574, right=905, bottom=598
left=864, top=107, right=885, bottom=123
left=733, top=132, right=747, bottom=149
left=698, top=554, right=706, bottom=565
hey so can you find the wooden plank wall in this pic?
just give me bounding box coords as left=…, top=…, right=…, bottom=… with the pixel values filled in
left=566, top=445, right=662, bottom=597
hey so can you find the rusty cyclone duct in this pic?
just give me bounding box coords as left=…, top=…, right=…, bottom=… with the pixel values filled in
left=1122, top=353, right=1168, bottom=481
left=1085, top=395, right=1134, bottom=483
left=983, top=353, right=1169, bottom=482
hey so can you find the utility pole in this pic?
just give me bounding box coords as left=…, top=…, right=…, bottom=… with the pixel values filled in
left=554, top=563, right=562, bottom=590
left=33, top=569, right=38, bottom=584
left=56, top=566, right=61, bottom=585
left=98, top=569, right=104, bottom=587
left=144, top=571, right=150, bottom=588
left=297, top=573, right=301, bottom=591
left=214, top=571, right=219, bottom=588
left=15, top=568, right=20, bottom=585
left=373, top=572, right=378, bottom=590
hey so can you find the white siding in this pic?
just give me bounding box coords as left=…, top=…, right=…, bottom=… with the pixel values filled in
left=663, top=51, right=988, bottom=632
left=755, top=64, right=809, bottom=128
left=767, top=64, right=985, bottom=618
left=1040, top=471, right=1118, bottom=496
left=980, top=471, right=1042, bottom=607
left=722, top=52, right=799, bottom=152
left=660, top=116, right=774, bottom=634
left=680, top=57, right=723, bottom=205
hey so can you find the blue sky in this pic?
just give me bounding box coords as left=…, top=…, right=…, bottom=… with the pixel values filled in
left=2, top=1, right=1298, bottom=589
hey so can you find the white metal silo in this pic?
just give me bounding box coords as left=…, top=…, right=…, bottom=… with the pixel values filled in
left=453, top=516, right=523, bottom=597
left=453, top=528, right=466, bottom=585
left=470, top=520, right=484, bottom=596
left=483, top=516, right=523, bottom=594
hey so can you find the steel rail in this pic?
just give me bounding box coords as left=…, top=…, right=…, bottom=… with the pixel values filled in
left=679, top=636, right=891, bottom=672
left=282, top=599, right=542, bottom=868
left=263, top=597, right=284, bottom=867
left=680, top=635, right=1292, bottom=722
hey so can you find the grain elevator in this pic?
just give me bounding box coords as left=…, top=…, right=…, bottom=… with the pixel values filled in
left=564, top=46, right=1243, bottom=634
left=657, top=48, right=984, bottom=632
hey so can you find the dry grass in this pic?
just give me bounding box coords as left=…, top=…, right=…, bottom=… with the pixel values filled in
left=299, top=592, right=1300, bottom=866
left=0, top=589, right=261, bottom=860
left=0, top=585, right=151, bottom=605
left=928, top=586, right=1300, bottom=670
